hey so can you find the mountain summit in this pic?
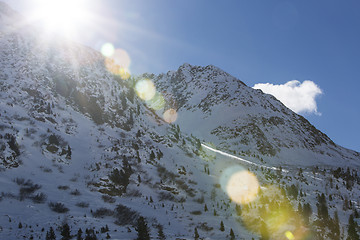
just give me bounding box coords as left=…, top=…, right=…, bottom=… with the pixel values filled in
left=144, top=63, right=359, bottom=167
left=0, top=2, right=359, bottom=240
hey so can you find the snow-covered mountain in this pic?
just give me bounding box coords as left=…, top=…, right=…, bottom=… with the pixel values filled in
left=143, top=64, right=359, bottom=167
left=0, top=2, right=359, bottom=240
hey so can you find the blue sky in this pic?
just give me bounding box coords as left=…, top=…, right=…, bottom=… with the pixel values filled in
left=4, top=0, right=360, bottom=152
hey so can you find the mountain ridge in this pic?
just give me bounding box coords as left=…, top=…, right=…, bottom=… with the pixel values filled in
left=142, top=63, right=359, bottom=167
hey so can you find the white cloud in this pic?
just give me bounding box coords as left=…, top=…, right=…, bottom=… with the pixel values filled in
left=253, top=80, right=323, bottom=115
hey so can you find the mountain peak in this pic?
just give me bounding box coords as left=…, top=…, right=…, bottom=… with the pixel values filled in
left=179, top=62, right=225, bottom=73
left=147, top=62, right=360, bottom=166
left=179, top=62, right=192, bottom=68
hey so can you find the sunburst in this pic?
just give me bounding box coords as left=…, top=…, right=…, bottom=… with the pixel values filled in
left=29, top=0, right=93, bottom=39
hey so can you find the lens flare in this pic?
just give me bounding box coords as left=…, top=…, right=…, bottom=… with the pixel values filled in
left=240, top=185, right=308, bottom=239
left=112, top=48, right=131, bottom=70
left=101, top=43, right=115, bottom=57
left=226, top=171, right=259, bottom=204
left=146, top=92, right=165, bottom=110
left=163, top=109, right=178, bottom=123
left=135, top=80, right=156, bottom=101
left=285, top=231, right=295, bottom=240
left=119, top=67, right=131, bottom=80
left=104, top=58, right=131, bottom=79
left=220, top=166, right=259, bottom=204
left=105, top=58, right=116, bottom=73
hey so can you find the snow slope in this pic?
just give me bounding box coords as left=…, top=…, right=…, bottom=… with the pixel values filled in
left=0, top=2, right=359, bottom=240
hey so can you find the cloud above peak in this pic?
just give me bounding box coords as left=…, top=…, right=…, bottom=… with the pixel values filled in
left=253, top=80, right=323, bottom=115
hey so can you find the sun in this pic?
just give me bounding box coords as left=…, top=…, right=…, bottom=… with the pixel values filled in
left=30, top=0, right=92, bottom=38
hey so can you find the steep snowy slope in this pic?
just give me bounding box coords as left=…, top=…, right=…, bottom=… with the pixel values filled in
left=0, top=2, right=359, bottom=240
left=0, top=3, right=256, bottom=239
